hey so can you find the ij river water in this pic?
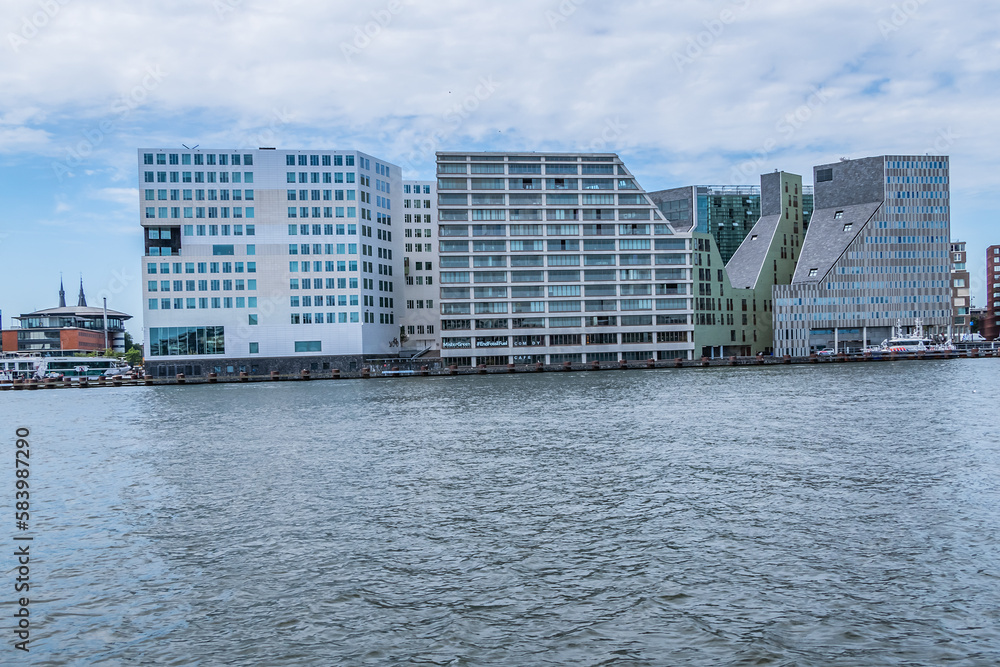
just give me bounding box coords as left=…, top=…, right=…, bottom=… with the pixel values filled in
left=2, top=359, right=1000, bottom=665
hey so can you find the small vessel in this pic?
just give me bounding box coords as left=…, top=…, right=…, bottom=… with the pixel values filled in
left=867, top=319, right=955, bottom=353
left=0, top=353, right=130, bottom=381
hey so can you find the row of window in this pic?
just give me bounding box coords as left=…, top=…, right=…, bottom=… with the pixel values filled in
left=439, top=284, right=683, bottom=298
left=438, top=177, right=639, bottom=191
left=145, top=189, right=253, bottom=201
left=148, top=279, right=256, bottom=292
left=290, top=295, right=364, bottom=307
left=290, top=278, right=361, bottom=290
left=289, top=243, right=358, bottom=255
left=438, top=194, right=648, bottom=206
left=290, top=312, right=384, bottom=324
left=288, top=207, right=359, bottom=219
left=403, top=184, right=431, bottom=194
left=182, top=224, right=255, bottom=237
left=438, top=164, right=626, bottom=176
left=438, top=224, right=678, bottom=237
left=405, top=214, right=433, bottom=224
left=441, top=299, right=689, bottom=314
left=147, top=261, right=256, bottom=275
left=440, top=315, right=689, bottom=329
left=405, top=244, right=434, bottom=253
left=284, top=154, right=361, bottom=168
left=148, top=298, right=258, bottom=312
left=440, top=240, right=683, bottom=254
left=146, top=207, right=254, bottom=219
left=287, top=189, right=356, bottom=201
left=439, top=268, right=687, bottom=283
left=144, top=153, right=252, bottom=166
left=776, top=310, right=951, bottom=321
left=440, top=331, right=688, bottom=349
left=143, top=171, right=253, bottom=184
left=285, top=172, right=361, bottom=185
left=439, top=209, right=653, bottom=222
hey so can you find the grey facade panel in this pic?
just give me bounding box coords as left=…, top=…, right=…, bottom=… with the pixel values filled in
left=790, top=201, right=882, bottom=283
left=760, top=172, right=782, bottom=217
left=725, top=213, right=781, bottom=289
left=813, top=157, right=884, bottom=208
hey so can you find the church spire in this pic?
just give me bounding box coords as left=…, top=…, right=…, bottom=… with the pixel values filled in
left=77, top=276, right=87, bottom=307
left=59, top=274, right=66, bottom=308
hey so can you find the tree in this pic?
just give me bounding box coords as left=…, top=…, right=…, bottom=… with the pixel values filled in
left=125, top=348, right=142, bottom=367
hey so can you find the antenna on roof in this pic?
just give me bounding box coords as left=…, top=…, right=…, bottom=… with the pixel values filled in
left=181, top=144, right=199, bottom=149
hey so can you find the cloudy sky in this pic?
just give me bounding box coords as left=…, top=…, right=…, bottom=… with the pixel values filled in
left=1, top=0, right=997, bottom=339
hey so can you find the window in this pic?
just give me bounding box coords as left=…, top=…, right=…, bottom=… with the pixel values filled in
left=817, top=168, right=833, bottom=182
left=834, top=211, right=844, bottom=219
left=808, top=268, right=818, bottom=277
left=843, top=223, right=852, bottom=232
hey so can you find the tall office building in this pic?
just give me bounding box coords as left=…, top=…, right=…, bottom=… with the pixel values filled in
left=400, top=180, right=439, bottom=353
left=950, top=241, right=970, bottom=337
left=435, top=151, right=694, bottom=365
left=139, top=147, right=403, bottom=376
left=984, top=245, right=1000, bottom=340
left=773, top=155, right=952, bottom=355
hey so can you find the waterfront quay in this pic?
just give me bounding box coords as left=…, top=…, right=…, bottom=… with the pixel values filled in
left=2, top=348, right=995, bottom=389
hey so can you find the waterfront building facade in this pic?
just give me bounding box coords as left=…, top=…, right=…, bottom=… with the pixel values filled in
left=646, top=172, right=804, bottom=356
left=435, top=152, right=694, bottom=365
left=400, top=180, right=439, bottom=354
left=773, top=155, right=952, bottom=356
left=950, top=241, right=970, bottom=337
left=1, top=279, right=131, bottom=354
left=139, top=148, right=403, bottom=377
left=985, top=245, right=1000, bottom=340
left=723, top=171, right=805, bottom=355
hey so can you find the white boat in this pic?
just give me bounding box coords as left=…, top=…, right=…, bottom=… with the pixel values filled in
left=867, top=319, right=955, bottom=354
left=0, top=353, right=130, bottom=381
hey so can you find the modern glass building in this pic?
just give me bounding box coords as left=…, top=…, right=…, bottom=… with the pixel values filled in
left=435, top=152, right=694, bottom=365
left=1, top=279, right=131, bottom=354
left=139, top=147, right=404, bottom=377
left=773, top=155, right=952, bottom=355
left=648, top=184, right=814, bottom=264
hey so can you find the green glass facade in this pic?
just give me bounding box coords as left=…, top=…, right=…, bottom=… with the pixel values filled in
left=148, top=326, right=226, bottom=356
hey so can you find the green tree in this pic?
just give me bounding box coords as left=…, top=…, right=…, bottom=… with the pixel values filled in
left=125, top=348, right=142, bottom=367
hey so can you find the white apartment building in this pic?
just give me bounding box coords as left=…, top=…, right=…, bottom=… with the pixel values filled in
left=139, top=147, right=403, bottom=377
left=400, top=180, right=439, bottom=353
left=435, top=152, right=695, bottom=366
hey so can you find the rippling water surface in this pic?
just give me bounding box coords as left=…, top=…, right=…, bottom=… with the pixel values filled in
left=4, top=360, right=1000, bottom=665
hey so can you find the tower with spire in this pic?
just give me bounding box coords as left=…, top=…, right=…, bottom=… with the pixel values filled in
left=59, top=275, right=66, bottom=308
left=77, top=276, right=87, bottom=307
